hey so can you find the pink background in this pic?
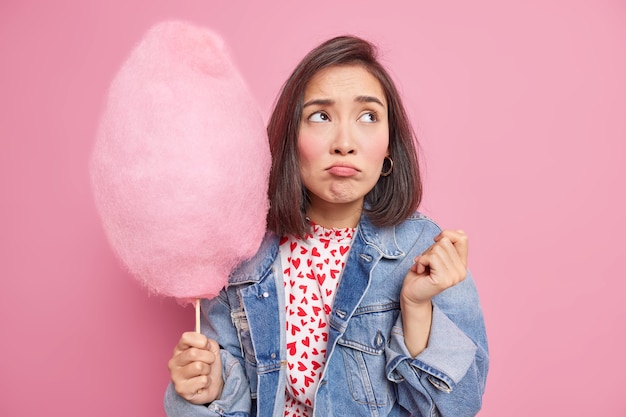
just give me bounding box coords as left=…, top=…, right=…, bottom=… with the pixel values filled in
left=1, top=0, right=625, bottom=415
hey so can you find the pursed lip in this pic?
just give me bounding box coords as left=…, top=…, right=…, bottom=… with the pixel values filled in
left=326, top=163, right=360, bottom=177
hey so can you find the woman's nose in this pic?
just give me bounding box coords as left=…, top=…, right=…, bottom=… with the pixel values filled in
left=332, top=123, right=355, bottom=155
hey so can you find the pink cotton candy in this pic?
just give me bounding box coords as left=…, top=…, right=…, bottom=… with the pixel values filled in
left=90, top=21, right=270, bottom=302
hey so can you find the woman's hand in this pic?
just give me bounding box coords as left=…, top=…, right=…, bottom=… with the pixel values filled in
left=168, top=332, right=224, bottom=405
left=401, top=229, right=469, bottom=306
left=400, top=230, right=468, bottom=356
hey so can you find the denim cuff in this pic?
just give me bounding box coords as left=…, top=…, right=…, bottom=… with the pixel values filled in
left=387, top=303, right=477, bottom=392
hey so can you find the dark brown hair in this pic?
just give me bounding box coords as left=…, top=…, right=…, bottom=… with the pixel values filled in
left=266, top=35, right=422, bottom=237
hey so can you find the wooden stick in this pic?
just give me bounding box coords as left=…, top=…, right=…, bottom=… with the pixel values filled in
left=195, top=298, right=201, bottom=333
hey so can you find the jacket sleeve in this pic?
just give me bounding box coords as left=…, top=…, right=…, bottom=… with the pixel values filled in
left=385, top=270, right=489, bottom=417
left=164, top=291, right=253, bottom=417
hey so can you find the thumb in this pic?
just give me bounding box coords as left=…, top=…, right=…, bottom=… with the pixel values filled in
left=203, top=338, right=224, bottom=401
left=413, top=255, right=428, bottom=276
left=207, top=339, right=223, bottom=375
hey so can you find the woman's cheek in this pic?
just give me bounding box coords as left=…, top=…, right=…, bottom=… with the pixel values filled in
left=365, top=130, right=390, bottom=159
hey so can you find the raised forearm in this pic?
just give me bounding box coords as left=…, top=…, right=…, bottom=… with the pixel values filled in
left=400, top=299, right=433, bottom=357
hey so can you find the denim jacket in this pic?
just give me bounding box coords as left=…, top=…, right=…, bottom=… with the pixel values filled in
left=164, top=212, right=489, bottom=417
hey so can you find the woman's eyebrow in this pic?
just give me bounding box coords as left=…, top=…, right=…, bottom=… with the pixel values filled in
left=355, top=95, right=385, bottom=107
left=303, top=96, right=385, bottom=108
left=303, top=98, right=334, bottom=108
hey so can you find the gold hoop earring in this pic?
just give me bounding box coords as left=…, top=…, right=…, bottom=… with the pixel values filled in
left=381, top=156, right=394, bottom=177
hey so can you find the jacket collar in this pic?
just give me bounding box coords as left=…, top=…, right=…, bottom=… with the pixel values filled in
left=228, top=212, right=405, bottom=285
left=356, top=212, right=405, bottom=259
left=228, top=231, right=280, bottom=285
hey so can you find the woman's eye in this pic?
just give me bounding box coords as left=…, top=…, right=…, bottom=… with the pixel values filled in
left=358, top=112, right=378, bottom=123
left=308, top=111, right=330, bottom=122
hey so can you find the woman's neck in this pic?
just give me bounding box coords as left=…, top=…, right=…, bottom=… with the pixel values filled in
left=306, top=199, right=363, bottom=230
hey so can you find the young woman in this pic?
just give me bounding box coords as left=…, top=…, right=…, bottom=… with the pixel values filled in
left=165, top=35, right=489, bottom=417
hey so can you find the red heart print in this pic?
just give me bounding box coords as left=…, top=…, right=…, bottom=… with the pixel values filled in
left=317, top=274, right=326, bottom=285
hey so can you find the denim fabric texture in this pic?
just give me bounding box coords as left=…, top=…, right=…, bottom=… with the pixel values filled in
left=164, top=212, right=489, bottom=417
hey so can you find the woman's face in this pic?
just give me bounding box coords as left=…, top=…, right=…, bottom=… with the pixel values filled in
left=298, top=65, right=389, bottom=218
